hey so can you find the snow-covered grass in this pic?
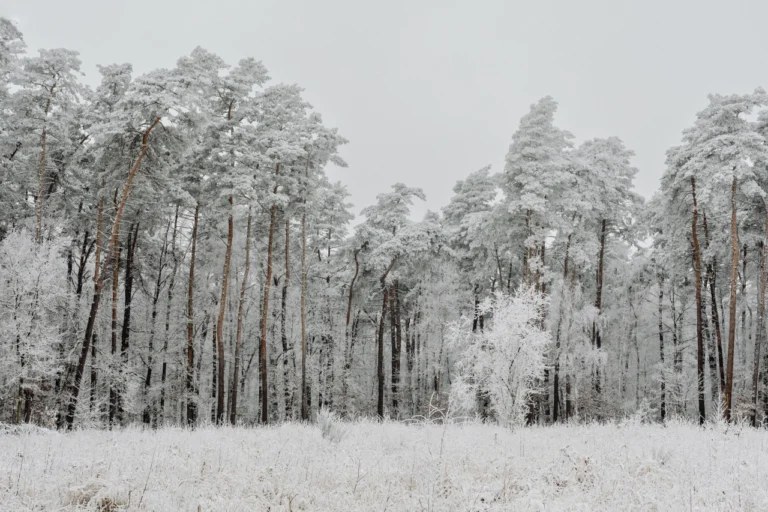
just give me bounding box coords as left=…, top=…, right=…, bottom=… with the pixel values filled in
left=1, top=419, right=766, bottom=511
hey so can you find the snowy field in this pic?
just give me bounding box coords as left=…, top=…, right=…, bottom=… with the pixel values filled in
left=1, top=419, right=767, bottom=511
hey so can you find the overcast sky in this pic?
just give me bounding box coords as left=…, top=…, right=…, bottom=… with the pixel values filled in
left=8, top=0, right=768, bottom=219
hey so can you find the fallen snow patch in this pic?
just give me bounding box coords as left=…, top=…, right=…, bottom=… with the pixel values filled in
left=0, top=420, right=765, bottom=510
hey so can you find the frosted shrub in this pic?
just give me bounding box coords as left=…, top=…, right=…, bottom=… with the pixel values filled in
left=449, top=288, right=550, bottom=426
left=317, top=407, right=346, bottom=443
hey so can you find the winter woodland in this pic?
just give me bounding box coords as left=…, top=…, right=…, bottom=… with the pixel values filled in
left=2, top=17, right=768, bottom=433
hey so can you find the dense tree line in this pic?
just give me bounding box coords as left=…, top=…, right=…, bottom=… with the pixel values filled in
left=2, top=19, right=768, bottom=428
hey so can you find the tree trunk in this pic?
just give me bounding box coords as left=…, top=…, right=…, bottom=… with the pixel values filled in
left=262, top=205, right=278, bottom=424
left=377, top=258, right=397, bottom=418
left=341, top=248, right=361, bottom=412
left=741, top=244, right=749, bottom=372
left=703, top=212, right=725, bottom=398
left=725, top=174, right=739, bottom=421
left=109, top=224, right=120, bottom=427
left=118, top=222, right=138, bottom=423
left=281, top=218, right=293, bottom=420
left=215, top=197, right=234, bottom=424
left=690, top=177, right=706, bottom=424
left=160, top=207, right=179, bottom=425
left=230, top=212, right=251, bottom=425
left=142, top=220, right=170, bottom=425
left=186, top=203, right=199, bottom=426
left=90, top=334, right=97, bottom=415
left=552, top=232, right=572, bottom=423
left=593, top=219, right=606, bottom=350
left=63, top=117, right=160, bottom=430
left=35, top=95, right=52, bottom=244
left=752, top=206, right=768, bottom=427
left=658, top=272, right=666, bottom=422
left=300, top=197, right=309, bottom=421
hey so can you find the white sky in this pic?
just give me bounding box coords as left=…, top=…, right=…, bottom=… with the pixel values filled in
left=7, top=0, right=768, bottom=220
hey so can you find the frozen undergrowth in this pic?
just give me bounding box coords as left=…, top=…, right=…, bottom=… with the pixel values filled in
left=0, top=419, right=766, bottom=511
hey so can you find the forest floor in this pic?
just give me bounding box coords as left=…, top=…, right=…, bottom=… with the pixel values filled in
left=0, top=418, right=766, bottom=511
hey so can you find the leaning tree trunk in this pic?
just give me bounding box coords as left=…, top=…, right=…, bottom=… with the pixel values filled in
left=63, top=117, right=160, bottom=430
left=691, top=176, right=706, bottom=424
left=725, top=173, right=739, bottom=421
left=186, top=203, right=199, bottom=426
left=215, top=198, right=234, bottom=424
left=230, top=212, right=251, bottom=425
left=752, top=203, right=768, bottom=427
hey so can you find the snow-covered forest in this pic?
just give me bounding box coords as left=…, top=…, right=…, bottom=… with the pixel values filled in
left=2, top=16, right=768, bottom=433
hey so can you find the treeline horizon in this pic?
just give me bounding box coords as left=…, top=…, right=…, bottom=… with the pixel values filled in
left=1, top=18, right=767, bottom=430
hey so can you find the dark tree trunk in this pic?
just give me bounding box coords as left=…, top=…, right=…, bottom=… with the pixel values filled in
left=281, top=218, right=293, bottom=420
left=725, top=174, right=739, bottom=421
left=703, top=212, right=725, bottom=398
left=216, top=198, right=234, bottom=424
left=108, top=223, right=120, bottom=428
left=230, top=212, right=251, bottom=425
left=691, top=177, right=706, bottom=424
left=118, top=222, right=138, bottom=423
left=186, top=204, right=199, bottom=426
left=658, top=272, right=666, bottom=422
left=377, top=258, right=397, bottom=418
left=552, top=232, right=572, bottom=423
left=160, top=207, right=179, bottom=425
left=390, top=284, right=399, bottom=415
left=752, top=205, right=768, bottom=427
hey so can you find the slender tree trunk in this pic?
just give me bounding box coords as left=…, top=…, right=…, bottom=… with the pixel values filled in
left=281, top=218, right=293, bottom=420
left=524, top=209, right=532, bottom=287
left=752, top=206, right=768, bottom=427
left=703, top=212, right=726, bottom=398
left=90, top=334, right=97, bottom=415
left=215, top=197, right=234, bottom=424
left=553, top=232, right=572, bottom=423
left=262, top=204, right=278, bottom=423
left=725, top=174, right=739, bottom=421
left=341, top=248, right=361, bottom=411
left=63, top=117, right=160, bottom=430
left=377, top=258, right=397, bottom=418
left=160, top=207, right=179, bottom=425
left=300, top=198, right=310, bottom=421
left=230, top=212, right=251, bottom=425
left=35, top=95, right=52, bottom=244
left=118, top=222, right=138, bottom=423
left=390, top=285, right=398, bottom=415
left=109, top=225, right=120, bottom=427
left=186, top=204, right=199, bottom=426
left=593, top=219, right=606, bottom=349
left=691, top=177, right=706, bottom=424
left=142, top=220, right=169, bottom=425
left=741, top=244, right=749, bottom=372
left=658, top=272, right=666, bottom=422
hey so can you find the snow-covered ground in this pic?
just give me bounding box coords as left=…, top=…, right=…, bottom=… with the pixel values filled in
left=1, top=419, right=766, bottom=511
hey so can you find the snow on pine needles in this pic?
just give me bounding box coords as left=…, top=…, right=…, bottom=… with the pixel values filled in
left=1, top=420, right=767, bottom=511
